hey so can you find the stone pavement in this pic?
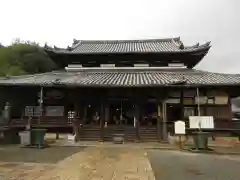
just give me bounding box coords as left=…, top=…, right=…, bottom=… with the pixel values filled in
left=0, top=147, right=155, bottom=180
left=148, top=150, right=240, bottom=180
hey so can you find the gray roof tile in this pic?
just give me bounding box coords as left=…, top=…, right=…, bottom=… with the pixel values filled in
left=46, top=38, right=211, bottom=54
left=0, top=69, right=240, bottom=87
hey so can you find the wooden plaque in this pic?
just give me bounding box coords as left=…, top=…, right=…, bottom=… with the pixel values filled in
left=174, top=120, right=186, bottom=135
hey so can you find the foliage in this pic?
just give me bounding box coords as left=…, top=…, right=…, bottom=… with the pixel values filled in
left=0, top=40, right=57, bottom=76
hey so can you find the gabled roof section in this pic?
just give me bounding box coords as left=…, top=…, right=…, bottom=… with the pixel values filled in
left=45, top=37, right=211, bottom=54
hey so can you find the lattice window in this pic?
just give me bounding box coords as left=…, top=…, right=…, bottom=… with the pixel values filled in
left=68, top=111, right=76, bottom=124
left=25, top=106, right=41, bottom=117
left=25, top=106, right=34, bottom=117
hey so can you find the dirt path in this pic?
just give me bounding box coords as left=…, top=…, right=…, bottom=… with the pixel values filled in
left=0, top=147, right=155, bottom=180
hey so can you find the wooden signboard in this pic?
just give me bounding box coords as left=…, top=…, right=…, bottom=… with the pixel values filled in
left=174, top=120, right=186, bottom=135
left=189, top=116, right=214, bottom=129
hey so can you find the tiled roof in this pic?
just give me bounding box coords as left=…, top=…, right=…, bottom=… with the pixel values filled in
left=0, top=68, right=240, bottom=87
left=46, top=37, right=211, bottom=54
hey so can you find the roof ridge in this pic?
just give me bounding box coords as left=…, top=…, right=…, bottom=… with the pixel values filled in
left=73, top=37, right=180, bottom=45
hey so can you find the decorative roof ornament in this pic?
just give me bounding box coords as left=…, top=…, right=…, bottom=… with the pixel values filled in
left=72, top=39, right=80, bottom=47
left=67, top=46, right=72, bottom=51
left=54, top=46, right=61, bottom=50
left=179, top=42, right=185, bottom=50
left=44, top=43, right=51, bottom=49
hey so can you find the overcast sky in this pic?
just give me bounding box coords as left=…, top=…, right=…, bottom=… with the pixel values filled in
left=0, top=0, right=239, bottom=73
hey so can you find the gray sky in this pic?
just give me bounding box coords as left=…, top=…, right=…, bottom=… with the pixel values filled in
left=0, top=0, right=239, bottom=73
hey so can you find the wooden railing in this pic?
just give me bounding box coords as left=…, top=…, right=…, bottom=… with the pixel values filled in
left=9, top=116, right=70, bottom=127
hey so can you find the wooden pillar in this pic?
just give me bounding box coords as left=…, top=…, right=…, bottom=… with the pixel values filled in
left=134, top=103, right=140, bottom=142
left=203, top=89, right=207, bottom=116
left=227, top=93, right=232, bottom=121
left=72, top=90, right=80, bottom=142
left=157, top=101, right=162, bottom=142
left=105, top=102, right=109, bottom=125
left=73, top=117, right=79, bottom=142
left=77, top=102, right=84, bottom=139
left=133, top=89, right=141, bottom=142
left=100, top=98, right=105, bottom=142
left=180, top=88, right=184, bottom=120
left=56, top=133, right=60, bottom=140
left=162, top=100, right=168, bottom=142
left=38, top=86, right=44, bottom=125
left=83, top=105, right=87, bottom=124
left=139, top=102, right=143, bottom=140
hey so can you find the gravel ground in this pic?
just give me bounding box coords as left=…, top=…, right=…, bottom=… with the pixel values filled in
left=0, top=145, right=85, bottom=163
left=148, top=150, right=240, bottom=180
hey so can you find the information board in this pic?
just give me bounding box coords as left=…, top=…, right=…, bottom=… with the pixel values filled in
left=189, top=116, right=214, bottom=129
left=174, top=120, right=186, bottom=134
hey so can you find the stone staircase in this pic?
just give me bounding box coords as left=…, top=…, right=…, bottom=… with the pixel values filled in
left=139, top=126, right=158, bottom=142
left=79, top=125, right=101, bottom=141
left=78, top=125, right=138, bottom=142
left=104, top=126, right=136, bottom=142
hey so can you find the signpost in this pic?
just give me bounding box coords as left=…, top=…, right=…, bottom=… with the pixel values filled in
left=174, top=120, right=186, bottom=149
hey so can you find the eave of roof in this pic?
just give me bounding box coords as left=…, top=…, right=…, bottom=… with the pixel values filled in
left=0, top=68, right=240, bottom=88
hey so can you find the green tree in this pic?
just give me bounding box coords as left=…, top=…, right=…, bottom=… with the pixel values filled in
left=0, top=41, right=57, bottom=76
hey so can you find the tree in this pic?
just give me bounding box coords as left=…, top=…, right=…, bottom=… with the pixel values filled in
left=0, top=41, right=58, bottom=76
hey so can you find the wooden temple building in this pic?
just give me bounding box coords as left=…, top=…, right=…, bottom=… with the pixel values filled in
left=0, top=37, right=240, bottom=142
